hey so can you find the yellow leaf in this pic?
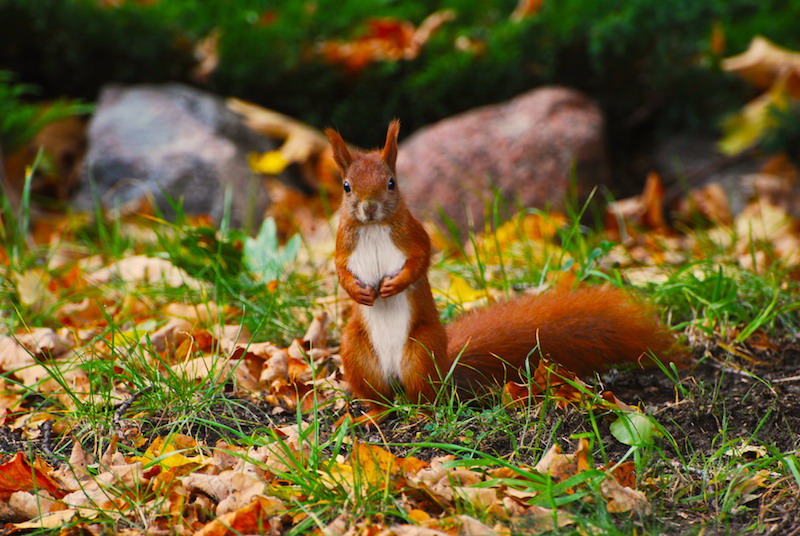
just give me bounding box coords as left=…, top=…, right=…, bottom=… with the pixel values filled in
left=407, top=508, right=431, bottom=523
left=11, top=269, right=57, bottom=311
left=134, top=435, right=207, bottom=469
left=249, top=150, right=290, bottom=175
left=445, top=276, right=485, bottom=304
left=718, top=72, right=791, bottom=155
left=352, top=443, right=398, bottom=488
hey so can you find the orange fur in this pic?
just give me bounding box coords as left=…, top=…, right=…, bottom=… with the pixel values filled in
left=447, top=287, right=681, bottom=393
left=328, top=122, right=684, bottom=412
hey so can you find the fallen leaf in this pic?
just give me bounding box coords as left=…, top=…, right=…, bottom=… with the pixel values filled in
left=601, top=476, right=650, bottom=515
left=723, top=35, right=800, bottom=90
left=229, top=98, right=329, bottom=166
left=731, top=469, right=769, bottom=496
left=676, top=183, right=732, bottom=226
left=317, top=11, right=455, bottom=73
left=605, top=461, right=637, bottom=489
left=534, top=439, right=591, bottom=486
left=5, top=490, right=56, bottom=521
left=0, top=452, right=65, bottom=500
left=169, top=355, right=233, bottom=383
left=61, top=462, right=145, bottom=514
left=11, top=269, right=57, bottom=311
left=303, top=311, right=329, bottom=350
left=135, top=435, right=207, bottom=470
left=610, top=412, right=660, bottom=447
left=12, top=508, right=77, bottom=530
left=446, top=276, right=486, bottom=305
left=193, top=496, right=280, bottom=536
left=193, top=28, right=220, bottom=83
left=249, top=150, right=290, bottom=175
left=719, top=70, right=800, bottom=155
left=606, top=172, right=667, bottom=234
left=87, top=255, right=202, bottom=289
left=512, top=505, right=575, bottom=532
left=10, top=328, right=72, bottom=360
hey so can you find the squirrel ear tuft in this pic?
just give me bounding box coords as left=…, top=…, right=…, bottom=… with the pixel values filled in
left=381, top=119, right=400, bottom=171
left=325, top=128, right=354, bottom=172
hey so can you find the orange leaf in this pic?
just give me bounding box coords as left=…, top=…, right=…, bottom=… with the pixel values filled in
left=399, top=455, right=429, bottom=476
left=534, top=438, right=591, bottom=490
left=318, top=11, right=454, bottom=73
left=351, top=442, right=399, bottom=488
left=194, top=496, right=277, bottom=536
left=606, top=461, right=637, bottom=489
left=0, top=452, right=65, bottom=500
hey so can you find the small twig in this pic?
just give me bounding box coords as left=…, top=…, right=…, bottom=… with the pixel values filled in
left=113, top=386, right=153, bottom=429
left=40, top=420, right=54, bottom=457
left=772, top=375, right=800, bottom=384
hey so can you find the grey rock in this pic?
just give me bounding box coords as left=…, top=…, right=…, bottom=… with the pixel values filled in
left=396, top=87, right=609, bottom=232
left=75, top=83, right=275, bottom=229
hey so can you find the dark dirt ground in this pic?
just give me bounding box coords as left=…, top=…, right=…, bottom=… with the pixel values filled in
left=1, top=338, right=799, bottom=534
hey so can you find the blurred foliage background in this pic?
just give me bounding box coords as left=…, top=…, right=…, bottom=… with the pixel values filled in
left=1, top=0, right=799, bottom=164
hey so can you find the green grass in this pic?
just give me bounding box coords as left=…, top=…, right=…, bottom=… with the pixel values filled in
left=2, top=187, right=800, bottom=534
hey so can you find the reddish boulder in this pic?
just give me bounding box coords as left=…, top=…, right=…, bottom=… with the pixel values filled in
left=396, top=87, right=608, bottom=232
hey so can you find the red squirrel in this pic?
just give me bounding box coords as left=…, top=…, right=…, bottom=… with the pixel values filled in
left=326, top=120, right=682, bottom=414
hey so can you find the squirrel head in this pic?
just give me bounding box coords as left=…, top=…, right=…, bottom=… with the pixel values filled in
left=325, top=120, right=401, bottom=224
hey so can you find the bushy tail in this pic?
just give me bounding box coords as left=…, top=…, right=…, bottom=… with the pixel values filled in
left=445, top=287, right=684, bottom=389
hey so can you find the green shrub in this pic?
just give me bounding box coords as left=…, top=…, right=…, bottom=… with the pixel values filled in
left=0, top=70, right=89, bottom=152
left=2, top=0, right=800, bottom=150
left=761, top=102, right=800, bottom=169
left=0, top=0, right=193, bottom=99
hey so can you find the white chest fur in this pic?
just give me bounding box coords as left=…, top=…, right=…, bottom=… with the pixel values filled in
left=347, top=225, right=411, bottom=380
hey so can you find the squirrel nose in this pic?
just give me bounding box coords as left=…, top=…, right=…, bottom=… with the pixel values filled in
left=364, top=201, right=378, bottom=216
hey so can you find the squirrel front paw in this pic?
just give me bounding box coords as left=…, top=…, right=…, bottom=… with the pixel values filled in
left=379, top=273, right=405, bottom=298
left=352, top=280, right=378, bottom=306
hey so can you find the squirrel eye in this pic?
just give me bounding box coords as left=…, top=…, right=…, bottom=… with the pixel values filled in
left=387, top=177, right=396, bottom=191
left=343, top=180, right=351, bottom=193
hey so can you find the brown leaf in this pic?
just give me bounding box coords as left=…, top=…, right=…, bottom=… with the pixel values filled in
left=259, top=348, right=289, bottom=384
left=61, top=462, right=145, bottom=514
left=169, top=355, right=233, bottom=383
left=504, top=358, right=588, bottom=409
left=10, top=328, right=72, bottom=360
left=5, top=490, right=57, bottom=522
left=163, top=301, right=226, bottom=325
left=676, top=183, right=732, bottom=226
left=512, top=505, right=575, bottom=532
left=193, top=28, right=221, bottom=83
left=600, top=391, right=636, bottom=412
left=302, top=311, right=329, bottom=350
left=605, top=172, right=668, bottom=236
left=88, top=255, right=202, bottom=289
left=601, top=476, right=650, bottom=514
left=723, top=36, right=800, bottom=90
left=12, top=509, right=76, bottom=530
left=534, top=439, right=591, bottom=487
